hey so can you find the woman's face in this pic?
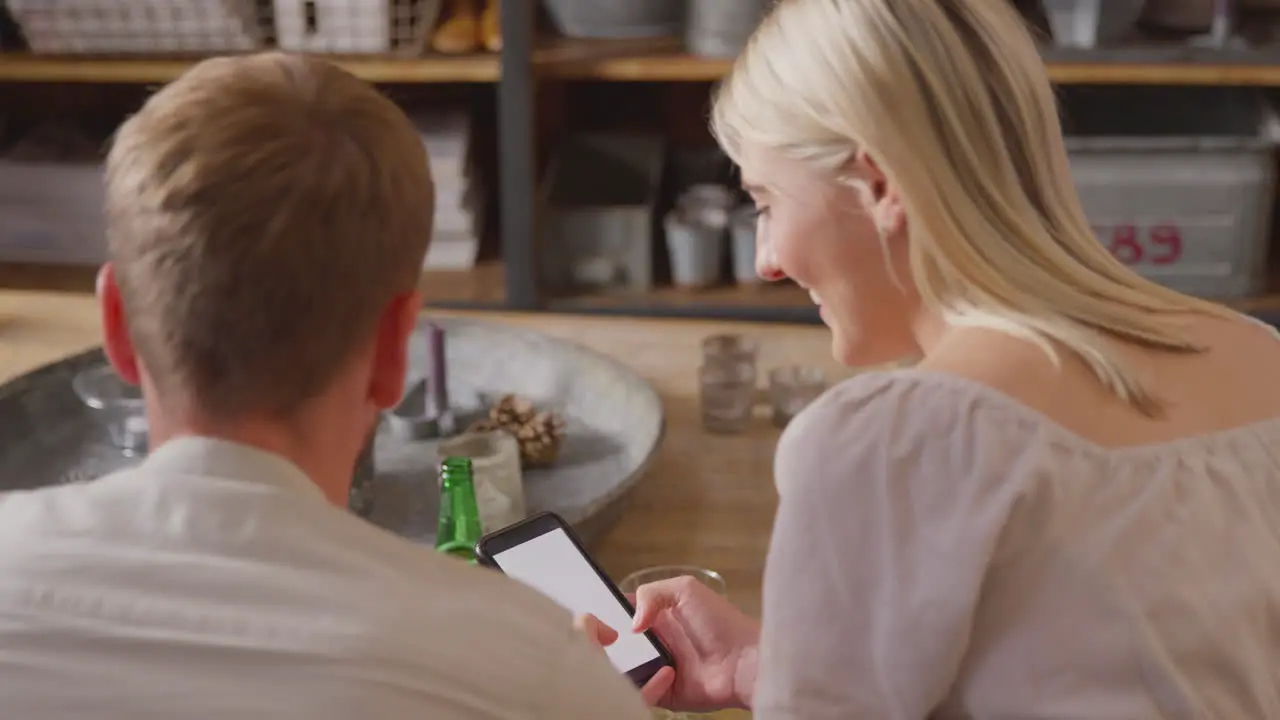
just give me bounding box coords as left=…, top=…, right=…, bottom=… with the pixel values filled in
left=739, top=143, right=922, bottom=367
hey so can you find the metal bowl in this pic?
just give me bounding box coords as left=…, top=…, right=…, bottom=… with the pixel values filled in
left=0, top=317, right=665, bottom=548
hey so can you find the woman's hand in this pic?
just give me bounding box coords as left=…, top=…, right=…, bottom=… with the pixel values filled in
left=631, top=576, right=761, bottom=712
left=573, top=613, right=676, bottom=707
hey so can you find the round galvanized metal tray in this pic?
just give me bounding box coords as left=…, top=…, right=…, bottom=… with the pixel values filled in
left=0, top=317, right=665, bottom=547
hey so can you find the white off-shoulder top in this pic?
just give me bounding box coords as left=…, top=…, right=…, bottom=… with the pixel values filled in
left=755, top=369, right=1280, bottom=719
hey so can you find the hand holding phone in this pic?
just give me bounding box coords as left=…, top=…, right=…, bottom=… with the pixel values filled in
left=475, top=512, right=676, bottom=688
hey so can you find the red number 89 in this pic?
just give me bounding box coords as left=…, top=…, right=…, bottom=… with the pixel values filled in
left=1097, top=224, right=1184, bottom=267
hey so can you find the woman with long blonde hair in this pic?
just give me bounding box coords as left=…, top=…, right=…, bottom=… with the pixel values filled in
left=580, top=0, right=1280, bottom=716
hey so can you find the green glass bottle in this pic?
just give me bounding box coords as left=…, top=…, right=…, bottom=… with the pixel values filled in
left=435, top=456, right=483, bottom=563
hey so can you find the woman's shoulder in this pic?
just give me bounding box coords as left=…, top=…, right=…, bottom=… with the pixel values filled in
left=771, top=368, right=1047, bottom=548
left=780, top=366, right=1042, bottom=450
left=774, top=367, right=1048, bottom=496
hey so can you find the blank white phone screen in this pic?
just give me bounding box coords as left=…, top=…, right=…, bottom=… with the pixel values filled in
left=491, top=528, right=660, bottom=673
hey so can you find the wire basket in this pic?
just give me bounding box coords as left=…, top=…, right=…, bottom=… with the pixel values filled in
left=4, top=0, right=266, bottom=54
left=273, top=0, right=441, bottom=54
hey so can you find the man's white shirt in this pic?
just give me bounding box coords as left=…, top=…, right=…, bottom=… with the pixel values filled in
left=0, top=437, right=648, bottom=719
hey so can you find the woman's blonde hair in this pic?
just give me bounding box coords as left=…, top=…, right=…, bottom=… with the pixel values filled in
left=712, top=0, right=1234, bottom=415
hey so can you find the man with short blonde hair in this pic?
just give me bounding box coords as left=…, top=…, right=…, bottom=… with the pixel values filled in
left=0, top=53, right=648, bottom=719
left=105, top=52, right=433, bottom=425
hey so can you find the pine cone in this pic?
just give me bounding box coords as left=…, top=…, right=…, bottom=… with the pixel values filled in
left=466, top=395, right=566, bottom=468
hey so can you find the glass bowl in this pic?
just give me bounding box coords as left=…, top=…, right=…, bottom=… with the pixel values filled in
left=617, top=565, right=728, bottom=598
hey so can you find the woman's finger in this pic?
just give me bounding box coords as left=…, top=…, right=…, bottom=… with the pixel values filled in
left=639, top=665, right=676, bottom=707
left=573, top=613, right=619, bottom=649
left=631, top=578, right=692, bottom=632
left=651, top=610, right=700, bottom=669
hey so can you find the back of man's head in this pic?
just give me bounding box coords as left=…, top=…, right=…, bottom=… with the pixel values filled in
left=104, top=52, right=432, bottom=422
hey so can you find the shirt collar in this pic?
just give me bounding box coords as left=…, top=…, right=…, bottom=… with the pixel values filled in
left=141, top=436, right=326, bottom=501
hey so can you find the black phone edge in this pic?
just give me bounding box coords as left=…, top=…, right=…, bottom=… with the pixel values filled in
left=473, top=511, right=676, bottom=687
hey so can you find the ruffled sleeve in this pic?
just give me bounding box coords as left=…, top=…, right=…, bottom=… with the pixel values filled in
left=752, top=371, right=1029, bottom=720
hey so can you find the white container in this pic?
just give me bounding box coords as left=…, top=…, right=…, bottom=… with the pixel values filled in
left=1042, top=0, right=1145, bottom=48
left=667, top=184, right=735, bottom=288
left=274, top=0, right=440, bottom=54
left=687, top=0, right=769, bottom=58
left=730, top=205, right=759, bottom=284
left=5, top=0, right=263, bottom=53
left=1064, top=87, right=1279, bottom=298
left=665, top=213, right=725, bottom=288
left=437, top=430, right=525, bottom=535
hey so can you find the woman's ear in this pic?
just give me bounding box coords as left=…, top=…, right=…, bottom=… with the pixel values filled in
left=846, top=150, right=906, bottom=237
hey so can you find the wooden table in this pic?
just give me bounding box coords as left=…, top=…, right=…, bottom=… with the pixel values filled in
left=0, top=288, right=856, bottom=717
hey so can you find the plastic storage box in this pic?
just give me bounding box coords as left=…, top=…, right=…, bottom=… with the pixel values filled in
left=538, top=134, right=665, bottom=294
left=274, top=0, right=440, bottom=54
left=0, top=124, right=107, bottom=266
left=4, top=0, right=264, bottom=53
left=1062, top=86, right=1280, bottom=299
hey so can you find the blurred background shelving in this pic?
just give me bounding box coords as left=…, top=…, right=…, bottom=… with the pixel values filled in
left=4, top=0, right=1280, bottom=323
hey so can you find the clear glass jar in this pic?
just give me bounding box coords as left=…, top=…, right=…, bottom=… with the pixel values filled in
left=72, top=363, right=148, bottom=456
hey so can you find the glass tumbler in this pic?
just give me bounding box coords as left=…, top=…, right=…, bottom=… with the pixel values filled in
left=618, top=566, right=729, bottom=720
left=698, top=362, right=757, bottom=434
left=767, top=364, right=828, bottom=428
left=700, top=333, right=757, bottom=371
left=72, top=363, right=148, bottom=456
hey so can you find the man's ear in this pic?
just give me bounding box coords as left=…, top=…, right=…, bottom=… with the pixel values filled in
left=97, top=263, right=141, bottom=385
left=369, top=290, right=422, bottom=410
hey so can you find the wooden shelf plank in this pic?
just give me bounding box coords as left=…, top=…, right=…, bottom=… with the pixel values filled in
left=0, top=261, right=508, bottom=306
left=0, top=53, right=501, bottom=84
left=545, top=56, right=1280, bottom=86
left=1046, top=61, right=1280, bottom=86
left=4, top=46, right=1280, bottom=86
left=535, top=37, right=1280, bottom=86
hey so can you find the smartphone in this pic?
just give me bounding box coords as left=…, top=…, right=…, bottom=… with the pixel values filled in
left=475, top=512, right=675, bottom=687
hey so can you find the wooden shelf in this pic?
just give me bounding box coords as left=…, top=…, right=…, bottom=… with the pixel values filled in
left=6, top=43, right=1280, bottom=87
left=535, top=37, right=1280, bottom=86
left=0, top=52, right=501, bottom=84
left=0, top=260, right=508, bottom=307
left=555, top=276, right=1280, bottom=318
left=1046, top=61, right=1280, bottom=86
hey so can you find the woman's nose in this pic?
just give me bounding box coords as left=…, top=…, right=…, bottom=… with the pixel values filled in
left=756, top=238, right=786, bottom=282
